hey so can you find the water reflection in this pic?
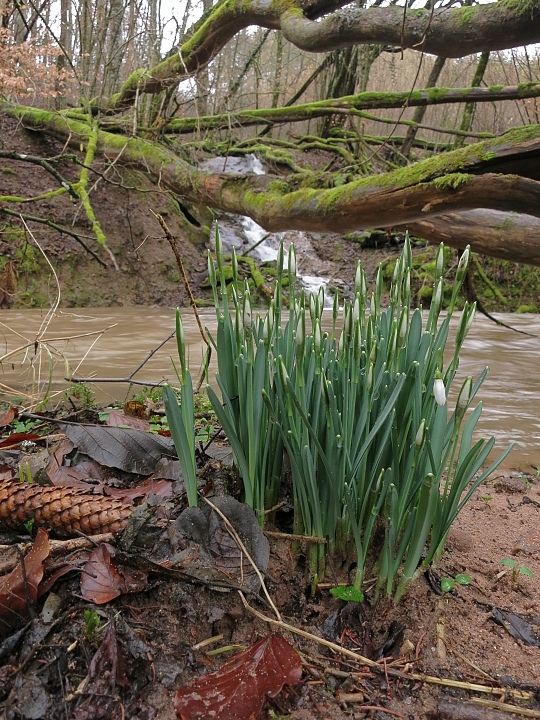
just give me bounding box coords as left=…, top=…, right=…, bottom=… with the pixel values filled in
left=0, top=307, right=539, bottom=470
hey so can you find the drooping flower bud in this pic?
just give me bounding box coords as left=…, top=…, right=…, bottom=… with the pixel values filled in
left=433, top=373, right=446, bottom=406
left=456, top=246, right=470, bottom=280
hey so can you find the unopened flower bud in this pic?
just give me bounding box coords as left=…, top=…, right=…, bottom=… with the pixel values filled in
left=436, top=243, right=444, bottom=276
left=433, top=374, right=446, bottom=406
left=353, top=297, right=360, bottom=324
left=279, top=356, right=289, bottom=385
left=457, top=376, right=472, bottom=410
left=314, top=320, right=322, bottom=353
left=415, top=419, right=426, bottom=446
left=354, top=262, right=363, bottom=295
left=457, top=246, right=470, bottom=278
left=288, top=245, right=297, bottom=279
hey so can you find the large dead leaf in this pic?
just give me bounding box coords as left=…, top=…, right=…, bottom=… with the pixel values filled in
left=174, top=633, right=302, bottom=720
left=59, top=423, right=175, bottom=474
left=174, top=497, right=269, bottom=591
left=0, top=528, right=50, bottom=638
left=80, top=543, right=148, bottom=604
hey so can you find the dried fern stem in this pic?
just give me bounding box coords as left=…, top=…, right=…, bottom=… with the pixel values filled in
left=0, top=479, right=132, bottom=537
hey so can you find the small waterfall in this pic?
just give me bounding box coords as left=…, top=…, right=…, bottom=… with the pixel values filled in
left=199, top=154, right=332, bottom=301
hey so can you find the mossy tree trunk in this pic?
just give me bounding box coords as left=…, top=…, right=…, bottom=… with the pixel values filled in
left=5, top=103, right=540, bottom=264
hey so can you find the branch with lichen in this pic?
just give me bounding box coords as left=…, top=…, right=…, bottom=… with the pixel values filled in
left=0, top=208, right=107, bottom=267
left=73, top=123, right=109, bottom=249
left=162, top=83, right=537, bottom=136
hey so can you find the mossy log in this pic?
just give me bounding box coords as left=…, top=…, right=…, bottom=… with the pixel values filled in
left=401, top=210, right=540, bottom=266
left=5, top=103, right=540, bottom=266
left=163, top=83, right=540, bottom=135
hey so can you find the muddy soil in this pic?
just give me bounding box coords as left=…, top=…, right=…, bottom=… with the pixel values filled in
left=1, top=461, right=539, bottom=720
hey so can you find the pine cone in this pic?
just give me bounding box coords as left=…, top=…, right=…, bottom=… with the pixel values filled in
left=0, top=480, right=132, bottom=538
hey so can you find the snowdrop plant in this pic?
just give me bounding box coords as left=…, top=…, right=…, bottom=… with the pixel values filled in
left=194, top=228, right=511, bottom=601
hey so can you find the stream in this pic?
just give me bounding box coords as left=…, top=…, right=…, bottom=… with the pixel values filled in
left=0, top=307, right=539, bottom=471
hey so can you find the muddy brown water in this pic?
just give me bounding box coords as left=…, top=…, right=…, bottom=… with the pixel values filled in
left=1, top=307, right=539, bottom=470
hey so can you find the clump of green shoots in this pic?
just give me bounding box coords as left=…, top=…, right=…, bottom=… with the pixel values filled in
left=169, top=226, right=512, bottom=602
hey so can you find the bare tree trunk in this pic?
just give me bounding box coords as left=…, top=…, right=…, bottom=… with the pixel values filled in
left=454, top=50, right=490, bottom=149
left=271, top=30, right=283, bottom=108
left=401, top=55, right=446, bottom=158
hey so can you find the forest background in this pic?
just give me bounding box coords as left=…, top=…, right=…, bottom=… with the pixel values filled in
left=1, top=0, right=540, bottom=311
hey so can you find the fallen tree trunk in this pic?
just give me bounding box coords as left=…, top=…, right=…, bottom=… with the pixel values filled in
left=5, top=103, right=540, bottom=265
left=401, top=210, right=540, bottom=266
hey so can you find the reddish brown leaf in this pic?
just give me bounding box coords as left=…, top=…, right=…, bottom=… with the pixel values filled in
left=174, top=633, right=302, bottom=720
left=0, top=528, right=50, bottom=638
left=103, top=477, right=173, bottom=503
left=105, top=409, right=150, bottom=432
left=0, top=433, right=40, bottom=449
left=80, top=544, right=147, bottom=604
left=0, top=407, right=17, bottom=427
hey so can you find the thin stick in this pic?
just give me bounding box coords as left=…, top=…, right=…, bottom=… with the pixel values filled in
left=153, top=211, right=208, bottom=347
left=153, top=211, right=212, bottom=392
left=470, top=699, right=540, bottom=718
left=239, top=598, right=532, bottom=701
left=264, top=530, right=327, bottom=544
left=71, top=328, right=178, bottom=387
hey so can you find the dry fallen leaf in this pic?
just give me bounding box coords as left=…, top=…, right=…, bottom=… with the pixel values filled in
left=105, top=408, right=150, bottom=432
left=174, top=633, right=302, bottom=720
left=80, top=543, right=148, bottom=604
left=0, top=407, right=17, bottom=427
left=0, top=528, right=50, bottom=638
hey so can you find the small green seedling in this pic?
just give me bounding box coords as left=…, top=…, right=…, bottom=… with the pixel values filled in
left=23, top=519, right=34, bottom=534
left=480, top=495, right=493, bottom=507
left=12, top=418, right=40, bottom=434
left=84, top=609, right=101, bottom=639
left=329, top=585, right=364, bottom=602
left=195, top=422, right=216, bottom=445
left=440, top=573, right=472, bottom=593
left=499, top=558, right=534, bottom=581
left=18, top=463, right=32, bottom=483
